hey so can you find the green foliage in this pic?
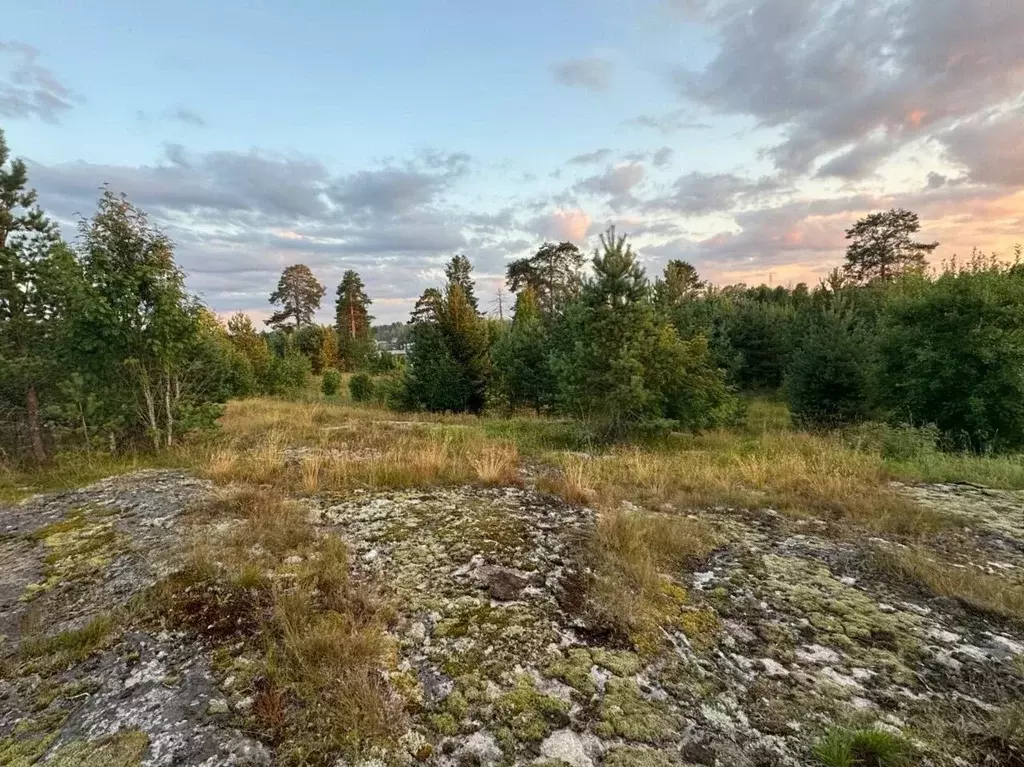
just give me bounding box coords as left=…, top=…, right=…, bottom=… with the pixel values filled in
left=335, top=270, right=374, bottom=369
left=874, top=261, right=1024, bottom=451
left=786, top=306, right=869, bottom=428
left=264, top=352, right=312, bottom=397
left=444, top=254, right=479, bottom=313
left=266, top=263, right=325, bottom=331
left=321, top=369, right=342, bottom=397
left=349, top=372, right=375, bottom=402
left=812, top=726, right=913, bottom=767
left=844, top=208, right=938, bottom=284
left=550, top=227, right=734, bottom=437
left=505, top=241, right=584, bottom=318
left=491, top=288, right=554, bottom=412
left=404, top=260, right=491, bottom=413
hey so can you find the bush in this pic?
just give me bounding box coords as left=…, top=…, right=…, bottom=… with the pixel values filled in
left=263, top=352, right=311, bottom=397
left=321, top=369, right=341, bottom=397
left=875, top=265, right=1024, bottom=451
left=786, top=307, right=869, bottom=428
left=349, top=372, right=375, bottom=403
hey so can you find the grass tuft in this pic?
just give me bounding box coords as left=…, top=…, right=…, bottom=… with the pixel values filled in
left=813, top=726, right=913, bottom=767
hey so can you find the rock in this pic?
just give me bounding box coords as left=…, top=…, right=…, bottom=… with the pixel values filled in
left=759, top=658, right=789, bottom=677
left=206, top=698, right=230, bottom=715
left=478, top=565, right=529, bottom=601
left=539, top=729, right=593, bottom=767
left=795, top=644, right=841, bottom=665
left=457, top=732, right=502, bottom=766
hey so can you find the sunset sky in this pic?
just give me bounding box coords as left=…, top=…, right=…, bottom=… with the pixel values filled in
left=3, top=0, right=1022, bottom=322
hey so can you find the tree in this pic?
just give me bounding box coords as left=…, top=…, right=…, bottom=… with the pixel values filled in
left=444, top=254, right=479, bottom=313
left=404, top=259, right=491, bottom=413
left=410, top=287, right=442, bottom=325
left=335, top=270, right=374, bottom=369
left=0, top=129, right=64, bottom=462
left=843, top=208, right=938, bottom=283
left=874, top=261, right=1024, bottom=451
left=267, top=264, right=325, bottom=330
left=72, top=189, right=209, bottom=449
left=506, top=241, right=584, bottom=318
left=550, top=227, right=733, bottom=436
left=785, top=306, right=869, bottom=428
left=491, top=287, right=554, bottom=412
left=655, top=260, right=705, bottom=307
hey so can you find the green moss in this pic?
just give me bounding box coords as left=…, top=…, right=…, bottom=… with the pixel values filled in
left=47, top=729, right=149, bottom=766
left=591, top=649, right=641, bottom=677
left=21, top=507, right=126, bottom=602
left=604, top=745, right=679, bottom=767
left=762, top=555, right=920, bottom=661
left=0, top=710, right=68, bottom=766
left=676, top=608, right=720, bottom=651
left=430, top=713, right=459, bottom=736
left=545, top=648, right=596, bottom=696
left=595, top=678, right=680, bottom=744
left=494, top=678, right=570, bottom=742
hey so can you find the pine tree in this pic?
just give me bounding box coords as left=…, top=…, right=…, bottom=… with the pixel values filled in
left=505, top=241, right=584, bottom=318
left=655, top=260, right=705, bottom=307
left=267, top=264, right=325, bottom=330
left=0, top=129, right=63, bottom=461
left=335, top=270, right=374, bottom=369
left=491, top=287, right=553, bottom=412
left=410, top=287, right=442, bottom=325
left=844, top=208, right=938, bottom=284
left=444, top=255, right=479, bottom=313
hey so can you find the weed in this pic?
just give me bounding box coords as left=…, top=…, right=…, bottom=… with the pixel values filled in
left=812, top=726, right=913, bottom=767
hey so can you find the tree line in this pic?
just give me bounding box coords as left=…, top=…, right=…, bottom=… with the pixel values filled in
left=4, top=122, right=1023, bottom=463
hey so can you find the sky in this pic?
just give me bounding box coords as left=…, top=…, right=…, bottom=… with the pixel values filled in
left=2, top=0, right=1023, bottom=323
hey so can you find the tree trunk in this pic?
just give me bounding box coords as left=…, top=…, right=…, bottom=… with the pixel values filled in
left=26, top=384, right=47, bottom=464
left=141, top=374, right=160, bottom=451
left=164, top=367, right=174, bottom=448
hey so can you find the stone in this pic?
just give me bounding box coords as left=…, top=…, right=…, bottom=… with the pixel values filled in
left=539, top=729, right=593, bottom=767
left=206, top=698, right=230, bottom=715
left=478, top=565, right=530, bottom=601
left=759, top=658, right=789, bottom=677
left=457, top=732, right=503, bottom=766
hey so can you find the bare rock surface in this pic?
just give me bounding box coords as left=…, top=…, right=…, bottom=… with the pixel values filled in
left=2, top=471, right=1024, bottom=766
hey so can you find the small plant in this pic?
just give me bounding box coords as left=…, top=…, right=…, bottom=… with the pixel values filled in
left=813, top=726, right=913, bottom=767
left=321, top=369, right=342, bottom=397
left=349, top=372, right=376, bottom=403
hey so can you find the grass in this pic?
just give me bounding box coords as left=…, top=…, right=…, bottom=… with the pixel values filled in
left=154, top=488, right=405, bottom=764
left=873, top=546, right=1024, bottom=623
left=0, top=451, right=183, bottom=503
left=813, top=726, right=913, bottom=767
left=579, top=505, right=719, bottom=655
left=20, top=613, right=115, bottom=667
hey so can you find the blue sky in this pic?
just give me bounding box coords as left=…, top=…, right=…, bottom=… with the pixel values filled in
left=3, top=0, right=1023, bottom=322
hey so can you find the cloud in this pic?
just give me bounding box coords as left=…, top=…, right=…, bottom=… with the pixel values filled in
left=0, top=40, right=78, bottom=122
left=575, top=163, right=646, bottom=209
left=169, top=107, right=206, bottom=127
left=645, top=172, right=782, bottom=216
left=652, top=147, right=674, bottom=169
left=675, top=0, right=1024, bottom=177
left=941, top=105, right=1024, bottom=187
left=551, top=57, right=612, bottom=92
left=529, top=209, right=592, bottom=242
left=622, top=109, right=711, bottom=134
left=567, top=148, right=613, bottom=166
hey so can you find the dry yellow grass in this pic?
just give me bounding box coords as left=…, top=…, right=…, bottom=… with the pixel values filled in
left=874, top=547, right=1024, bottom=622
left=542, top=431, right=948, bottom=536
left=469, top=443, right=520, bottom=486
left=580, top=505, right=719, bottom=654
left=156, top=487, right=405, bottom=760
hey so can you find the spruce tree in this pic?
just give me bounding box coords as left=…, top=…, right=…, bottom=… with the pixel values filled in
left=444, top=255, right=479, bottom=313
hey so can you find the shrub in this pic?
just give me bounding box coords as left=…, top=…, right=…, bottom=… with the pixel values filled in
left=349, top=372, right=375, bottom=403
left=874, top=264, right=1024, bottom=451
left=786, top=307, right=869, bottom=428
left=321, top=369, right=341, bottom=397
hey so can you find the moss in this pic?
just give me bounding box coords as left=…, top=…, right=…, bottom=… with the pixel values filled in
left=676, top=608, right=720, bottom=651
left=47, top=729, right=149, bottom=766
left=430, top=713, right=459, bottom=736
left=21, top=507, right=126, bottom=602
left=0, top=710, right=68, bottom=765
left=591, top=648, right=641, bottom=677
left=545, top=648, right=597, bottom=696
left=595, top=678, right=681, bottom=744
left=494, top=678, right=570, bottom=742
left=603, top=745, right=679, bottom=767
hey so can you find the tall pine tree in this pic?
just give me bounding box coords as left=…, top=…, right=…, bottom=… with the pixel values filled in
left=335, top=270, right=374, bottom=369
left=267, top=264, right=325, bottom=330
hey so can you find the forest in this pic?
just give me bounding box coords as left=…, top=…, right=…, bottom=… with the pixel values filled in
left=3, top=126, right=1024, bottom=466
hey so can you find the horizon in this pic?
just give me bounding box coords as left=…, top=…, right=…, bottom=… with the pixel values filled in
left=4, top=0, right=1022, bottom=324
